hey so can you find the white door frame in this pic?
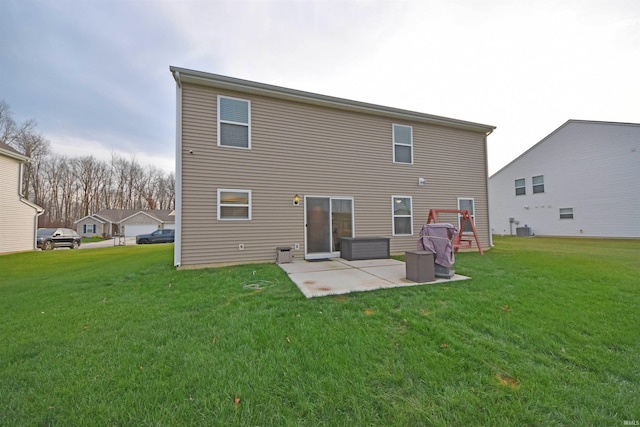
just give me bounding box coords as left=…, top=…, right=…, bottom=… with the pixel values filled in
left=304, top=195, right=355, bottom=260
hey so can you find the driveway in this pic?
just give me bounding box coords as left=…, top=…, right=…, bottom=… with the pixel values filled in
left=80, top=237, right=137, bottom=249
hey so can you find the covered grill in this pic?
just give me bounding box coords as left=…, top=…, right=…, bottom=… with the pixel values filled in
left=417, top=223, right=457, bottom=278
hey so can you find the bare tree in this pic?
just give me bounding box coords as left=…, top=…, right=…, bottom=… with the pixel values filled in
left=2, top=100, right=175, bottom=226
left=0, top=100, right=17, bottom=145
left=73, top=156, right=103, bottom=217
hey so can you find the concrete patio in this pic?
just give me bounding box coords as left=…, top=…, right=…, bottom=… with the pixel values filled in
left=278, top=258, right=470, bottom=298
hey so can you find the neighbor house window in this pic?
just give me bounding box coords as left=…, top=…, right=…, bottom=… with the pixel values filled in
left=83, top=224, right=96, bottom=233
left=218, top=189, right=252, bottom=220
left=218, top=96, right=251, bottom=149
left=515, top=178, right=526, bottom=196
left=458, top=198, right=475, bottom=233
left=532, top=175, right=545, bottom=193
left=393, top=124, right=413, bottom=164
left=559, top=208, right=574, bottom=219
left=392, top=196, right=413, bottom=235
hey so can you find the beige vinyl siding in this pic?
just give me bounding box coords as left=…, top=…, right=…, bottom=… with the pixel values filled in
left=76, top=218, right=103, bottom=237
left=179, top=83, right=489, bottom=267
left=0, top=156, right=39, bottom=254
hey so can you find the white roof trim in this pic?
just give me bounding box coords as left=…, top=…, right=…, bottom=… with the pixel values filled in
left=0, top=146, right=30, bottom=162
left=74, top=214, right=108, bottom=224
left=170, top=66, right=495, bottom=135
left=119, top=210, right=163, bottom=223
left=20, top=198, right=44, bottom=213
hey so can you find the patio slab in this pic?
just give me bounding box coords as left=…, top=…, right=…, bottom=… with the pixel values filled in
left=280, top=258, right=470, bottom=298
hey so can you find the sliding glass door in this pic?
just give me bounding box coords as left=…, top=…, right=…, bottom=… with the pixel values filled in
left=305, top=196, right=353, bottom=259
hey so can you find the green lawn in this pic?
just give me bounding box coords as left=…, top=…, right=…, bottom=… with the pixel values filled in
left=1, top=237, right=639, bottom=426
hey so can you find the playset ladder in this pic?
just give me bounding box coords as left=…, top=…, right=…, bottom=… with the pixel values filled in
left=426, top=209, right=483, bottom=255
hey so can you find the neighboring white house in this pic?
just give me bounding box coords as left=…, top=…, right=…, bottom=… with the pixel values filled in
left=489, top=120, right=640, bottom=238
left=0, top=142, right=44, bottom=254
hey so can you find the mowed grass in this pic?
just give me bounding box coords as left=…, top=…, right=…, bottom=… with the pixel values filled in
left=1, top=237, right=639, bottom=426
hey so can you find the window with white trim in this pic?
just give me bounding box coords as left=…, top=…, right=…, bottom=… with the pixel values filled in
left=218, top=96, right=251, bottom=149
left=515, top=178, right=526, bottom=196
left=458, top=198, right=475, bottom=233
left=532, top=175, right=544, bottom=193
left=217, top=189, right=252, bottom=220
left=392, top=196, right=413, bottom=235
left=393, top=124, right=413, bottom=164
left=83, top=224, right=96, bottom=233
left=559, top=208, right=574, bottom=219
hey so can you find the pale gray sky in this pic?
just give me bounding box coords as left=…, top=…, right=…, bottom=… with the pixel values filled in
left=1, top=0, right=638, bottom=174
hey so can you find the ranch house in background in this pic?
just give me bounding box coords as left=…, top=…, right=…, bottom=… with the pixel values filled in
left=0, top=142, right=44, bottom=254
left=488, top=120, right=640, bottom=238
left=170, top=66, right=496, bottom=268
left=75, top=209, right=175, bottom=238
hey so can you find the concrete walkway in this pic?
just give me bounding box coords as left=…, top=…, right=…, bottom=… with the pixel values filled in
left=278, top=258, right=470, bottom=298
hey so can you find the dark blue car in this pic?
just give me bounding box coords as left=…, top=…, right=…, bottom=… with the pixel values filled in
left=136, top=229, right=175, bottom=244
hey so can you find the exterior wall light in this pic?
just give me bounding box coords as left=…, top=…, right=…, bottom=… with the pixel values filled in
left=293, top=194, right=300, bottom=206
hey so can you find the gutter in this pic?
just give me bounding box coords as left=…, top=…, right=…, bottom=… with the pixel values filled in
left=170, top=66, right=496, bottom=135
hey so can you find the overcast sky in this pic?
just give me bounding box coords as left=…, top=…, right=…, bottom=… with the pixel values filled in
left=1, top=0, right=638, bottom=175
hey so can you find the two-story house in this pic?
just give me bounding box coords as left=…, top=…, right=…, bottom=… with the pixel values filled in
left=0, top=142, right=44, bottom=254
left=170, top=67, right=495, bottom=268
left=489, top=120, right=640, bottom=238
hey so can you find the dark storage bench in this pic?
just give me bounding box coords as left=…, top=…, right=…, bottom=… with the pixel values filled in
left=340, top=237, right=390, bottom=261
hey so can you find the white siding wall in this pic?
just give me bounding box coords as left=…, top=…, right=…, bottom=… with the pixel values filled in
left=489, top=121, right=640, bottom=238
left=0, top=156, right=39, bottom=253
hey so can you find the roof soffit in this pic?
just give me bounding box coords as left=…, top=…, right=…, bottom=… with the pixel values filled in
left=171, top=67, right=495, bottom=135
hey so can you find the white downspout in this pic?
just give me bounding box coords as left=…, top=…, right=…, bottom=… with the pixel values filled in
left=34, top=208, right=45, bottom=250
left=173, top=70, right=183, bottom=267
left=485, top=131, right=494, bottom=247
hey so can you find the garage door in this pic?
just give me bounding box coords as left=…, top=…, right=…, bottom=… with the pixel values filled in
left=124, top=224, right=159, bottom=237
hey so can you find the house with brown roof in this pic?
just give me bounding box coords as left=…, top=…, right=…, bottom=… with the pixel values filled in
left=75, top=209, right=175, bottom=238
left=170, top=67, right=495, bottom=268
left=0, top=142, right=44, bottom=254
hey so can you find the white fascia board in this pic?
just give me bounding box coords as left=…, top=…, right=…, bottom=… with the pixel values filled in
left=170, top=66, right=496, bottom=135
left=0, top=147, right=30, bottom=162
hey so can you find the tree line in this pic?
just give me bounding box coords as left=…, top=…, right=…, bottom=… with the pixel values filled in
left=1, top=101, right=175, bottom=228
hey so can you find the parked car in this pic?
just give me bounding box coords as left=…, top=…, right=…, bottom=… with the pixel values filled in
left=136, top=229, right=175, bottom=244
left=37, top=228, right=82, bottom=250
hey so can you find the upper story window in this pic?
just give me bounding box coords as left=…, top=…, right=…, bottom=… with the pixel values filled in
left=515, top=178, right=526, bottom=196
left=392, top=196, right=413, bottom=235
left=393, top=124, right=413, bottom=164
left=217, top=189, right=252, bottom=220
left=218, top=96, right=251, bottom=149
left=532, top=175, right=545, bottom=193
